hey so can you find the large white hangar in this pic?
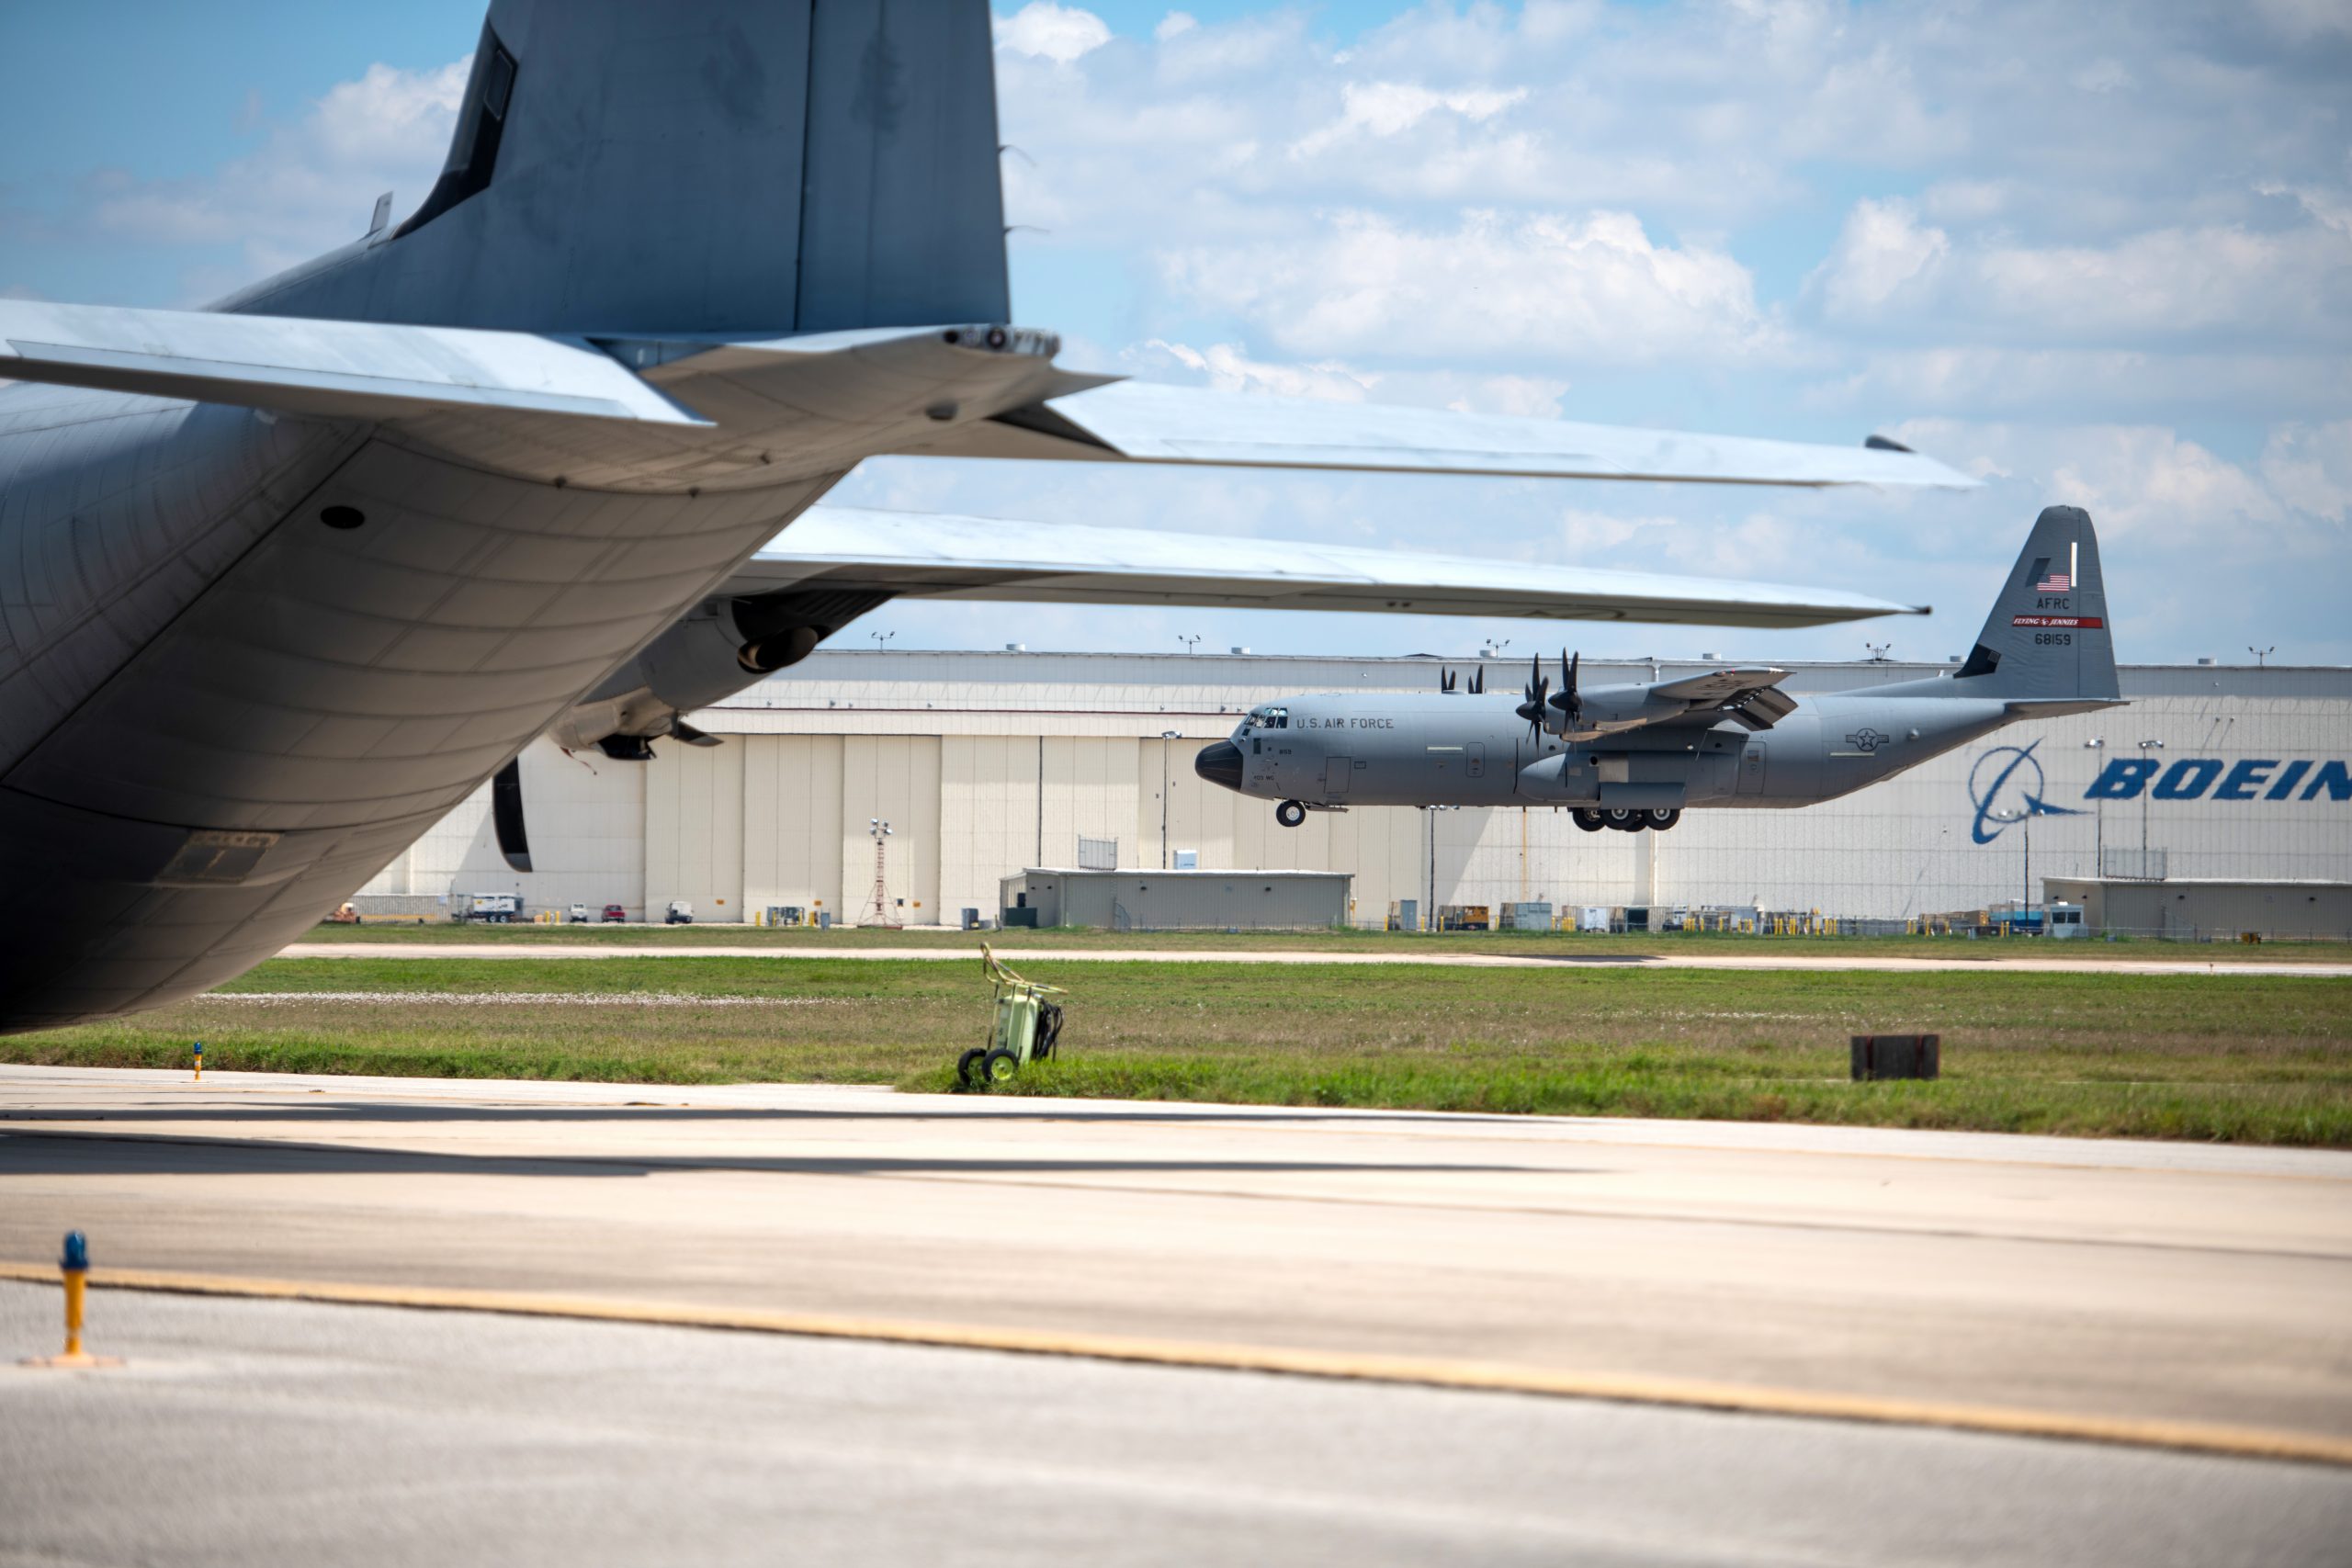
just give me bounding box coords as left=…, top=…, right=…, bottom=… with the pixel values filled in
left=360, top=649, right=2352, bottom=933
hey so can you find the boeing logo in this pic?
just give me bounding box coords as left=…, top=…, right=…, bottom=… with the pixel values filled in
left=2086, top=757, right=2351, bottom=803
left=1967, top=741, right=2087, bottom=844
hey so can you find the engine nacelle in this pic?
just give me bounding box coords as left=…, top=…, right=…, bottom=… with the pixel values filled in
left=549, top=587, right=892, bottom=754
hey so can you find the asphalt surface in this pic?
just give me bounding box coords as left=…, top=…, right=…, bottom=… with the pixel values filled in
left=6, top=1282, right=2348, bottom=1568
left=274, top=941, right=2352, bottom=976
left=4, top=1066, right=2347, bottom=1449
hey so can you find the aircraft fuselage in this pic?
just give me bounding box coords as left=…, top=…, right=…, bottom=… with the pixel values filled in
left=1202, top=688, right=2018, bottom=820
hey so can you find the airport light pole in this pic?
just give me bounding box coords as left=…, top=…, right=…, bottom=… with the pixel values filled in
left=1159, top=730, right=1180, bottom=870
left=2137, top=739, right=2164, bottom=872
left=2084, top=738, right=2104, bottom=876
left=869, top=629, right=895, bottom=651
left=2249, top=646, right=2274, bottom=668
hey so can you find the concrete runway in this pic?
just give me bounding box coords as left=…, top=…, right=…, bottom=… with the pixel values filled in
left=6, top=1282, right=2347, bottom=1568
left=276, top=941, right=2352, bottom=976
left=4, top=1066, right=2348, bottom=1449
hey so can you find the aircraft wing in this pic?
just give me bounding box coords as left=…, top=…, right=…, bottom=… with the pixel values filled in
left=1643, top=667, right=1801, bottom=731
left=721, top=507, right=1924, bottom=629
left=1647, top=668, right=1793, bottom=704
left=0, top=299, right=705, bottom=424
left=1, top=302, right=1973, bottom=491
left=894, top=380, right=1978, bottom=489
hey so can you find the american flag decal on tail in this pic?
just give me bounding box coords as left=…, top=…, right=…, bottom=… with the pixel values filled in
left=2031, top=540, right=2081, bottom=595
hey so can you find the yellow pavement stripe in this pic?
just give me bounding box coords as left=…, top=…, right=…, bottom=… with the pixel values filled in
left=5, top=1259, right=2346, bottom=1469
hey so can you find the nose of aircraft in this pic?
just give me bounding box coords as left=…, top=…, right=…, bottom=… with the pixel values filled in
left=1194, top=740, right=1243, bottom=788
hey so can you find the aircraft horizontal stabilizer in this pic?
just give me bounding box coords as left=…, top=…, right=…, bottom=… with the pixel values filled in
left=900, top=380, right=1979, bottom=490
left=0, top=301, right=707, bottom=426
left=723, top=507, right=1926, bottom=629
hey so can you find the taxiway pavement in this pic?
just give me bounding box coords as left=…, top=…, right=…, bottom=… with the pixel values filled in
left=6, top=1280, right=2346, bottom=1568
left=3, top=1065, right=2346, bottom=1450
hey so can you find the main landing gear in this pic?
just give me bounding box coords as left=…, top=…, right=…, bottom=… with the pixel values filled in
left=1572, top=807, right=1681, bottom=833
left=1275, top=799, right=1308, bottom=828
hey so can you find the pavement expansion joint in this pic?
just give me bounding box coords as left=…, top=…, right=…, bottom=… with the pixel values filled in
left=3, top=1259, right=2346, bottom=1472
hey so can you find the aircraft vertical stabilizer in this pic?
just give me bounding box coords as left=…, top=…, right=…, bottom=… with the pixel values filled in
left=1953, top=505, right=2120, bottom=701
left=220, top=0, right=1010, bottom=338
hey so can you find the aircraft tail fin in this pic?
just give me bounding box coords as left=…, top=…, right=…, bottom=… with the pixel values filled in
left=1951, top=506, right=2120, bottom=702
left=227, top=0, right=1010, bottom=338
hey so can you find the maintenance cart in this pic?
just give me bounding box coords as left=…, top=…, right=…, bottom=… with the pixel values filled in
left=958, top=945, right=1067, bottom=1089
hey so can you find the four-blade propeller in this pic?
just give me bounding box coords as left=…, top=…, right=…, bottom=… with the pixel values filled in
left=1546, top=649, right=1584, bottom=737
left=1515, top=654, right=1551, bottom=742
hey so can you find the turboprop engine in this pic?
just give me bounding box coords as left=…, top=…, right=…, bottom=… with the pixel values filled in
left=548, top=587, right=893, bottom=759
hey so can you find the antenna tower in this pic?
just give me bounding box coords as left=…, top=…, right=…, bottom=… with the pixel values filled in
left=862, top=819, right=900, bottom=928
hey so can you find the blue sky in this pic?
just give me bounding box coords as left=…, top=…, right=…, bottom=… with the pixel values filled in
left=4, top=0, right=2347, bottom=665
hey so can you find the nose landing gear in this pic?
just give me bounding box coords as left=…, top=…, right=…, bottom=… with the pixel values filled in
left=1275, top=799, right=1308, bottom=828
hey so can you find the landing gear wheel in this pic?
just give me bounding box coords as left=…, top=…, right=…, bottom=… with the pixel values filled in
left=983, top=1047, right=1021, bottom=1087
left=1605, top=808, right=1642, bottom=831
left=956, top=1048, right=987, bottom=1089
left=1275, top=799, right=1307, bottom=828
left=1644, top=807, right=1681, bottom=831
left=1572, top=808, right=1606, bottom=833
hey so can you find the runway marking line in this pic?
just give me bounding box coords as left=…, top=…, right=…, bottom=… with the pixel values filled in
left=4, top=1260, right=2346, bottom=1470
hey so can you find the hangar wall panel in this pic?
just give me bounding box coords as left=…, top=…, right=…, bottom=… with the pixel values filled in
left=645, top=739, right=743, bottom=919
left=359, top=737, right=644, bottom=916
left=741, top=735, right=842, bottom=919
left=1043, top=737, right=1139, bottom=872
left=840, top=736, right=940, bottom=924
left=940, top=735, right=1042, bottom=923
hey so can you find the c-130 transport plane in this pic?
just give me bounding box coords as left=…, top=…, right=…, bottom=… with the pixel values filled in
left=1196, top=506, right=2124, bottom=829
left=0, top=0, right=1969, bottom=1030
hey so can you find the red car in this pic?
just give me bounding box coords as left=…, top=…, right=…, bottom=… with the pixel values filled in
left=601, top=904, right=628, bottom=923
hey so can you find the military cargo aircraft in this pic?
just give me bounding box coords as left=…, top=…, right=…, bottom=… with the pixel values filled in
left=1197, top=506, right=2124, bottom=829
left=0, top=0, right=1970, bottom=1029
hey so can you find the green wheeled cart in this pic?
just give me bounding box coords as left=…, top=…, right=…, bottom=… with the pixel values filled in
left=957, top=945, right=1068, bottom=1089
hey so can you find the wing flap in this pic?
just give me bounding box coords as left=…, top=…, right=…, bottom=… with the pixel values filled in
left=0, top=301, right=707, bottom=425
left=720, top=507, right=1922, bottom=630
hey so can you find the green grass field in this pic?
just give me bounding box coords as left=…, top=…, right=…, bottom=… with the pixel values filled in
left=297, top=919, right=2352, bottom=964
left=9, top=955, right=2349, bottom=1146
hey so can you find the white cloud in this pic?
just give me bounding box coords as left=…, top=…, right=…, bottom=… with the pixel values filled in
left=1811, top=198, right=2351, bottom=344
left=1133, top=339, right=1378, bottom=401
left=1559, top=507, right=1676, bottom=554
left=2070, top=58, right=2133, bottom=94
left=2257, top=179, right=2352, bottom=240
left=1155, top=12, right=1197, bottom=42
left=2260, top=421, right=2352, bottom=525
left=1885, top=419, right=2330, bottom=550
left=1291, top=82, right=1530, bottom=159
left=1805, top=345, right=2352, bottom=419
left=1162, top=209, right=1781, bottom=366
left=995, top=3, right=1114, bottom=64
left=78, top=58, right=466, bottom=293
left=1815, top=197, right=1948, bottom=317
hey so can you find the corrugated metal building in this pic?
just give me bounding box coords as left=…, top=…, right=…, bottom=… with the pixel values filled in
left=1001, top=868, right=1353, bottom=931
left=361, top=650, right=2352, bottom=931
